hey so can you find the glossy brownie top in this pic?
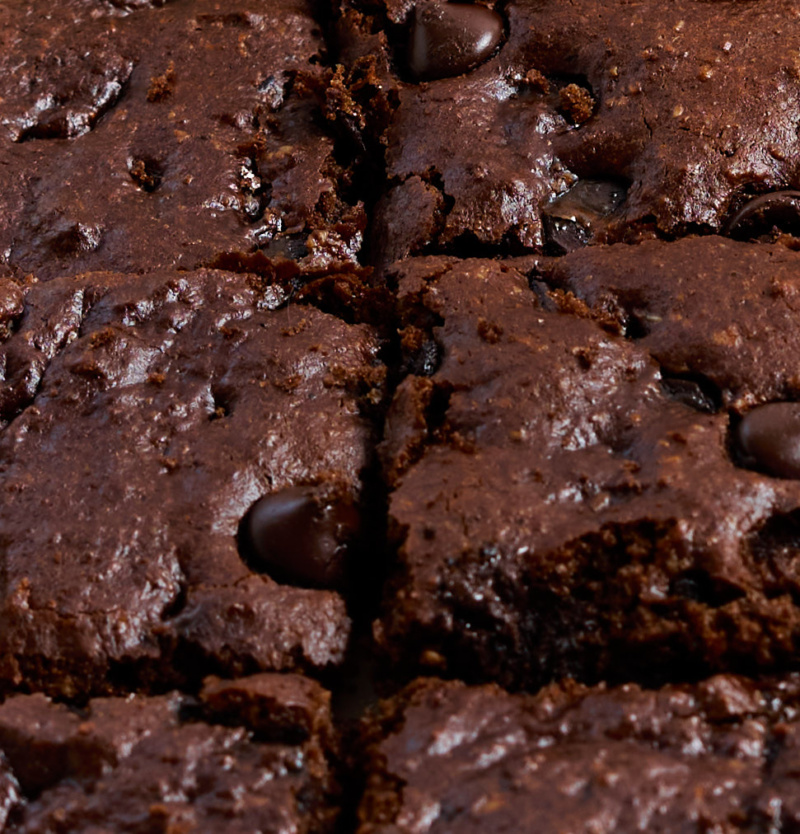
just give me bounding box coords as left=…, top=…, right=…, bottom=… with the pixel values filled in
left=359, top=674, right=800, bottom=834
left=333, top=0, right=800, bottom=264
left=377, top=254, right=800, bottom=687
left=0, top=0, right=364, bottom=280
left=0, top=673, right=338, bottom=832
left=0, top=267, right=384, bottom=696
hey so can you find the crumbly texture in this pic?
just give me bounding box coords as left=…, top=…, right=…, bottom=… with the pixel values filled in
left=332, top=0, right=571, bottom=265
left=0, top=673, right=338, bottom=832
left=538, top=236, right=800, bottom=411
left=359, top=674, right=800, bottom=834
left=333, top=0, right=800, bottom=264
left=377, top=256, right=800, bottom=688
left=0, top=268, right=384, bottom=697
left=10, top=0, right=800, bottom=822
left=0, top=0, right=364, bottom=280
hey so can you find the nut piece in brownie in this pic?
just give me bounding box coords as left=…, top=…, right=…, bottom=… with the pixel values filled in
left=539, top=236, right=800, bottom=411
left=0, top=268, right=384, bottom=697
left=378, top=257, right=800, bottom=688
left=0, top=0, right=363, bottom=279
left=333, top=0, right=800, bottom=262
left=359, top=675, right=800, bottom=834
left=0, top=673, right=339, bottom=832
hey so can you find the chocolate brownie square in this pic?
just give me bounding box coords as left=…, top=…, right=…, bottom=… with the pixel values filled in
left=359, top=674, right=800, bottom=833
left=377, top=256, right=800, bottom=689
left=0, top=673, right=339, bottom=832
left=0, top=0, right=363, bottom=280
left=332, top=0, right=800, bottom=264
left=0, top=267, right=384, bottom=697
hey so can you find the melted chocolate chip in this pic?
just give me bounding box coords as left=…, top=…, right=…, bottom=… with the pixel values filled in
left=543, top=180, right=626, bottom=253
left=408, top=3, right=503, bottom=82
left=661, top=377, right=719, bottom=414
left=725, top=191, right=800, bottom=240
left=738, top=403, right=800, bottom=479
left=242, top=487, right=360, bottom=589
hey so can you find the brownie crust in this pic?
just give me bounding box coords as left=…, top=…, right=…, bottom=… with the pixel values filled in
left=377, top=255, right=800, bottom=689
left=0, top=673, right=338, bottom=832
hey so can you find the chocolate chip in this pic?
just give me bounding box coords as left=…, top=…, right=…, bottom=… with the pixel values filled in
left=661, top=377, right=719, bottom=414
left=408, top=3, right=503, bottom=82
left=724, top=191, right=800, bottom=240
left=48, top=223, right=103, bottom=257
left=738, top=403, right=800, bottom=479
left=543, top=180, right=626, bottom=253
left=242, top=487, right=360, bottom=589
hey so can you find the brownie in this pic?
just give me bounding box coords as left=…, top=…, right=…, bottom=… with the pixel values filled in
left=0, top=267, right=385, bottom=697
left=539, top=236, right=800, bottom=410
left=333, top=0, right=800, bottom=264
left=377, top=256, right=800, bottom=688
left=0, top=673, right=338, bottom=832
left=359, top=674, right=800, bottom=834
left=0, top=0, right=364, bottom=280
left=332, top=0, right=571, bottom=266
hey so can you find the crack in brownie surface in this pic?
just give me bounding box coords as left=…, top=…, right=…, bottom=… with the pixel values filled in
left=0, top=0, right=364, bottom=279
left=0, top=268, right=384, bottom=697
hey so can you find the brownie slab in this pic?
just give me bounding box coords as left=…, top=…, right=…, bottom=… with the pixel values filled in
left=377, top=256, right=800, bottom=688
left=518, top=0, right=800, bottom=240
left=359, top=675, right=800, bottom=834
left=0, top=673, right=338, bottom=832
left=334, top=0, right=800, bottom=263
left=0, top=0, right=363, bottom=280
left=0, top=268, right=384, bottom=697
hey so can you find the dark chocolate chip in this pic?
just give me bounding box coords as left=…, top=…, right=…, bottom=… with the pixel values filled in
left=408, top=3, right=503, bottom=82
left=257, top=236, right=309, bottom=261
left=724, top=191, right=800, bottom=240
left=543, top=180, right=626, bottom=253
left=242, top=486, right=360, bottom=589
left=48, top=223, right=103, bottom=257
left=661, top=375, right=720, bottom=414
left=738, top=403, right=800, bottom=479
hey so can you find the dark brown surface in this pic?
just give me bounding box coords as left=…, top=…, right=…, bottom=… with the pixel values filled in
left=0, top=673, right=338, bottom=832
left=333, top=0, right=800, bottom=265
left=377, top=256, right=800, bottom=688
left=8, top=0, right=800, bottom=825
left=332, top=0, right=568, bottom=266
left=359, top=674, right=800, bottom=834
left=0, top=267, right=384, bottom=697
left=0, top=0, right=364, bottom=280
left=540, top=236, right=800, bottom=411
